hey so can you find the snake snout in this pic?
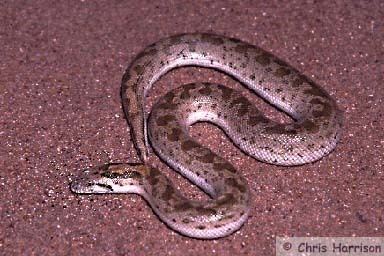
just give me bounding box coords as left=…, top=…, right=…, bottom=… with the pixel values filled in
left=70, top=170, right=100, bottom=193
left=70, top=176, right=92, bottom=193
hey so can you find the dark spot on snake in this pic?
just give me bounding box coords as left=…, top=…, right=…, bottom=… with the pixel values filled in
left=147, top=167, right=161, bottom=185
left=304, top=84, right=328, bottom=98
left=196, top=206, right=217, bottom=216
left=230, top=96, right=251, bottom=116
left=225, top=178, right=247, bottom=193
left=292, top=75, right=306, bottom=87
left=309, top=98, right=333, bottom=118
left=182, top=218, right=191, bottom=224
left=167, top=128, right=183, bottom=141
left=157, top=102, right=177, bottom=110
left=255, top=53, right=271, bottom=66
left=197, top=152, right=216, bottom=163
left=161, top=184, right=176, bottom=201
left=133, top=65, right=145, bottom=75
left=156, top=115, right=176, bottom=126
left=198, top=83, right=212, bottom=95
left=169, top=34, right=185, bottom=44
left=266, top=124, right=298, bottom=135
left=301, top=119, right=319, bottom=133
left=181, top=140, right=200, bottom=151
left=200, top=34, right=225, bottom=45
left=275, top=88, right=282, bottom=93
left=233, top=44, right=252, bottom=55
left=163, top=91, right=176, bottom=103
left=274, top=67, right=291, bottom=77
left=273, top=58, right=289, bottom=67
left=247, top=114, right=268, bottom=126
left=229, top=37, right=242, bottom=44
left=213, top=162, right=237, bottom=173
left=180, top=84, right=197, bottom=99
left=216, top=193, right=237, bottom=207
left=175, top=201, right=194, bottom=211
left=217, top=86, right=233, bottom=100
left=196, top=225, right=206, bottom=230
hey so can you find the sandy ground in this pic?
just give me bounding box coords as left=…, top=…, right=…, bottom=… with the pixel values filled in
left=1, top=0, right=383, bottom=255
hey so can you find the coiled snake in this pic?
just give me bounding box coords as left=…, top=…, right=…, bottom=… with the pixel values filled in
left=70, top=33, right=343, bottom=239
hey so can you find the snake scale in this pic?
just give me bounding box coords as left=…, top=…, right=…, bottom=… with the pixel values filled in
left=70, top=33, right=343, bottom=239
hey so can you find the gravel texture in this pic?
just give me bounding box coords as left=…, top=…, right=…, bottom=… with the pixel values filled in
left=1, top=0, right=383, bottom=255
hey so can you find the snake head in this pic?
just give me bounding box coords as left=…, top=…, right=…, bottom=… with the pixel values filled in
left=70, top=163, right=147, bottom=194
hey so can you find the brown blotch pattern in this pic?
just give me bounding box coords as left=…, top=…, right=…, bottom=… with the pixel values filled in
left=157, top=102, right=178, bottom=110
left=216, top=193, right=237, bottom=207
left=301, top=119, right=319, bottom=133
left=198, top=83, right=213, bottom=95
left=273, top=58, right=289, bottom=67
left=304, top=83, right=328, bottom=98
left=147, top=167, right=161, bottom=186
left=174, top=201, right=194, bottom=212
left=197, top=152, right=216, bottom=163
left=292, top=75, right=306, bottom=87
left=230, top=96, right=252, bottom=116
left=218, top=85, right=233, bottom=100
left=161, top=184, right=176, bottom=201
left=195, top=206, right=217, bottom=216
left=200, top=34, right=225, bottom=45
left=266, top=124, right=298, bottom=135
left=156, top=114, right=176, bottom=126
left=309, top=98, right=333, bottom=118
left=167, top=127, right=183, bottom=141
left=163, top=91, right=176, bottom=103
left=274, top=67, right=291, bottom=77
left=225, top=178, right=247, bottom=193
left=181, top=140, right=200, bottom=151
left=213, top=162, right=237, bottom=173
left=233, top=43, right=252, bottom=54
left=255, top=53, right=271, bottom=66
left=180, top=83, right=197, bottom=99
left=133, top=65, right=145, bottom=75
left=247, top=114, right=268, bottom=126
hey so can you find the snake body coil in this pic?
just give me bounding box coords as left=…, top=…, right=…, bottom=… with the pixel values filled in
left=71, top=33, right=343, bottom=239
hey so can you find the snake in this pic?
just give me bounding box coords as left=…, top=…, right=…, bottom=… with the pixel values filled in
left=70, top=33, right=343, bottom=239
